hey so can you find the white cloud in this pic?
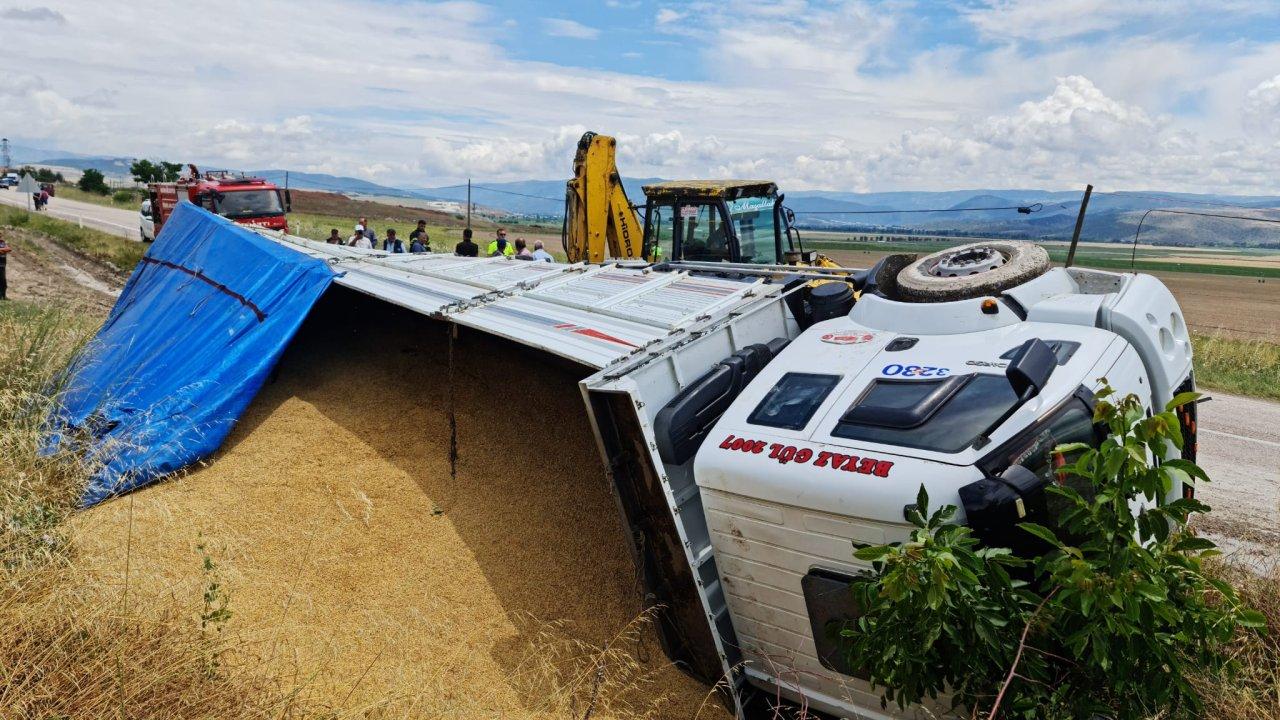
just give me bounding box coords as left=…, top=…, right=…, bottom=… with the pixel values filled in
left=4, top=0, right=1280, bottom=195
left=1, top=6, right=66, bottom=23
left=541, top=18, right=599, bottom=40
left=1243, top=74, right=1280, bottom=138
left=963, top=0, right=1278, bottom=42
left=655, top=8, right=684, bottom=25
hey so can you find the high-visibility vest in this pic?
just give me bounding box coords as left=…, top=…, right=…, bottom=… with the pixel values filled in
left=486, top=239, right=515, bottom=256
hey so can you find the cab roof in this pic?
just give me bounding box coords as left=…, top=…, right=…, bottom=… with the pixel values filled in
left=642, top=180, right=777, bottom=201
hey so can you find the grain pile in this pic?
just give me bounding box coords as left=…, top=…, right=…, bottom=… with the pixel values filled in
left=72, top=287, right=726, bottom=719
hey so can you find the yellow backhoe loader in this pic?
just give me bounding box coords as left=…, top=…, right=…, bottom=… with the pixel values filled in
left=562, top=131, right=841, bottom=271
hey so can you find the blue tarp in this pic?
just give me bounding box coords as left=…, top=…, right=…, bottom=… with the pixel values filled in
left=49, top=203, right=334, bottom=506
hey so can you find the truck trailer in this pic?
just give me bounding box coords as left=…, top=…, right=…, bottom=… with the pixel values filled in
left=243, top=229, right=1194, bottom=718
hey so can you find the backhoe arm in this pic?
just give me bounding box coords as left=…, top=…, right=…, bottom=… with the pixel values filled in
left=563, top=132, right=643, bottom=263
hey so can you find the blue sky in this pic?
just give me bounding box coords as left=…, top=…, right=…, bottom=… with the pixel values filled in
left=3, top=1, right=1280, bottom=193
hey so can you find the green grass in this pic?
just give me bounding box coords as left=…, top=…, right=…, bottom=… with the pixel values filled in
left=1, top=205, right=146, bottom=272
left=1193, top=334, right=1280, bottom=401
left=288, top=211, right=561, bottom=254
left=52, top=183, right=144, bottom=209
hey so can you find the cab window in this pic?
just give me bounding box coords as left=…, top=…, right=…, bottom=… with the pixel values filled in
left=728, top=196, right=776, bottom=264
left=644, top=206, right=673, bottom=262
left=979, top=399, right=1099, bottom=509
left=677, top=203, right=731, bottom=262
left=831, top=374, right=1018, bottom=453
left=748, top=373, right=841, bottom=430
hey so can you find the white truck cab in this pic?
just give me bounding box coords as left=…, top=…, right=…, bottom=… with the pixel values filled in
left=581, top=245, right=1196, bottom=719
left=691, top=267, right=1190, bottom=716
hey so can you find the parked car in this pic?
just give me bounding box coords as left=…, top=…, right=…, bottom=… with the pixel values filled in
left=140, top=199, right=155, bottom=242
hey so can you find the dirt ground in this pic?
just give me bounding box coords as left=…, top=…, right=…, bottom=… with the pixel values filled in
left=820, top=247, right=1280, bottom=341
left=0, top=227, right=124, bottom=314
left=72, top=290, right=726, bottom=719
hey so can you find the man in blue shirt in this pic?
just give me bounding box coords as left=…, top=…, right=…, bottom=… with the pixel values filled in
left=530, top=239, right=553, bottom=262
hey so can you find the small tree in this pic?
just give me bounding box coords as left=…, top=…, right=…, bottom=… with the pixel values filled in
left=129, top=159, right=158, bottom=184
left=130, top=159, right=183, bottom=183
left=843, top=385, right=1265, bottom=719
left=77, top=168, right=110, bottom=195
left=160, top=161, right=182, bottom=182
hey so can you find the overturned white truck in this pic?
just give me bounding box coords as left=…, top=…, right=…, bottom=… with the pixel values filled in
left=269, top=233, right=1196, bottom=718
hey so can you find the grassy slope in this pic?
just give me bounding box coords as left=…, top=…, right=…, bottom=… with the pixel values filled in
left=1, top=205, right=146, bottom=272
left=53, top=183, right=144, bottom=209
left=1193, top=335, right=1280, bottom=401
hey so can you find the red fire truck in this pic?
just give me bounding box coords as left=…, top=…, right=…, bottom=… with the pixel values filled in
left=147, top=166, right=290, bottom=239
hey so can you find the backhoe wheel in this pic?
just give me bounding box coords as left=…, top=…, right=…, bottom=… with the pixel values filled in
left=896, top=241, right=1050, bottom=302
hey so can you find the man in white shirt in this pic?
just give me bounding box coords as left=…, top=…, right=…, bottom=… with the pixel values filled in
left=530, top=239, right=553, bottom=262
left=349, top=225, right=373, bottom=249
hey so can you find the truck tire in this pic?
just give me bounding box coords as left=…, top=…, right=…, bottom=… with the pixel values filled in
left=896, top=241, right=1050, bottom=302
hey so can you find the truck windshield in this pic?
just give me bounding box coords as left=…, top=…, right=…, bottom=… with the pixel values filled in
left=831, top=374, right=1018, bottom=453
left=215, top=189, right=283, bottom=218
left=728, top=195, right=776, bottom=264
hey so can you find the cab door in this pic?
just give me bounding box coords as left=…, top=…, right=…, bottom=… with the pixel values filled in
left=645, top=198, right=738, bottom=263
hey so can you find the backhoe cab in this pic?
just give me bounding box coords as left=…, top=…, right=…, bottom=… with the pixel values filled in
left=640, top=180, right=815, bottom=266
left=562, top=132, right=821, bottom=267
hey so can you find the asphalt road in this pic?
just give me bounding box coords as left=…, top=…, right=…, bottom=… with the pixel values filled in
left=0, top=186, right=141, bottom=240
left=1194, top=390, right=1280, bottom=562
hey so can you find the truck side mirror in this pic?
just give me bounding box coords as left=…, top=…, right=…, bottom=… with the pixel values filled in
left=1006, top=338, right=1056, bottom=401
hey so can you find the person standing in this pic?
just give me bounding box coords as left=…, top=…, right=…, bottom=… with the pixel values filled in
left=38, top=187, right=49, bottom=210
left=455, top=228, right=479, bottom=257
left=326, top=228, right=343, bottom=244
left=410, top=232, right=428, bottom=253
left=349, top=225, right=372, bottom=249
left=357, top=217, right=377, bottom=244
left=409, top=220, right=429, bottom=247
left=486, top=228, right=514, bottom=257
left=530, top=239, right=553, bottom=262
left=513, top=238, right=533, bottom=260
left=383, top=228, right=405, bottom=253
left=0, top=234, right=9, bottom=300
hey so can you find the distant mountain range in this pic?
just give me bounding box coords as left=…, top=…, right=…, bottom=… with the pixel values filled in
left=15, top=150, right=1280, bottom=247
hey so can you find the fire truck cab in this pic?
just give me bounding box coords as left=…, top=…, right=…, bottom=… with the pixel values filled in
left=148, top=168, right=290, bottom=239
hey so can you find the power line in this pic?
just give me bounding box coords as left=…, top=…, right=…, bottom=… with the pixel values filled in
left=1108, top=191, right=1280, bottom=212
left=1131, top=207, right=1280, bottom=266
left=431, top=182, right=562, bottom=202
left=793, top=203, right=1043, bottom=215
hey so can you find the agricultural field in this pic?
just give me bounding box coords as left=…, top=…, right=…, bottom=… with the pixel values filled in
left=809, top=235, right=1280, bottom=343
left=287, top=190, right=566, bottom=258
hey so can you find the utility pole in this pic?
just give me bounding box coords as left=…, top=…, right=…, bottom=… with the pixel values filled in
left=0, top=138, right=10, bottom=172
left=1065, top=184, right=1093, bottom=268
left=466, top=178, right=471, bottom=230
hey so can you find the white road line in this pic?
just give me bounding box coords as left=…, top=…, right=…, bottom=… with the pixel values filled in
left=1200, top=427, right=1280, bottom=450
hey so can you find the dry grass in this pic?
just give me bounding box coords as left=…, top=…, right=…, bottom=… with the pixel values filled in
left=0, top=300, right=297, bottom=718
left=1195, top=558, right=1280, bottom=720
left=1193, top=333, right=1280, bottom=402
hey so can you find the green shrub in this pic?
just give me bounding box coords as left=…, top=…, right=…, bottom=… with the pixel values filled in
left=112, top=189, right=137, bottom=205
left=843, top=385, right=1265, bottom=719
left=77, top=169, right=110, bottom=195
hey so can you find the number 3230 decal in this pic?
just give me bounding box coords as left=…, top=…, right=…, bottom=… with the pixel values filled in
left=882, top=363, right=950, bottom=377
left=717, top=434, right=894, bottom=477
